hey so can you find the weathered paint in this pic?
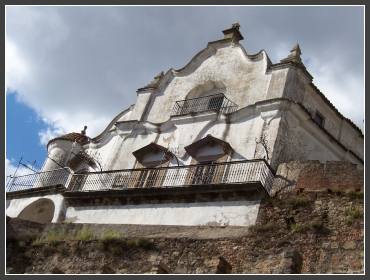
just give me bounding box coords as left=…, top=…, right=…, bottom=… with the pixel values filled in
left=64, top=200, right=261, bottom=226
left=6, top=25, right=364, bottom=226
left=6, top=194, right=66, bottom=223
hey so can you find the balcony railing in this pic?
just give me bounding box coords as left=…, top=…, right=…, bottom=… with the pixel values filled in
left=171, top=93, right=238, bottom=116
left=6, top=160, right=275, bottom=194
left=6, top=168, right=71, bottom=193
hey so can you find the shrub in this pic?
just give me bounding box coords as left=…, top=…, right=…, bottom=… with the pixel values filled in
left=76, top=228, right=93, bottom=240
left=45, top=230, right=61, bottom=244
left=287, top=221, right=309, bottom=233
left=100, top=231, right=120, bottom=241
left=355, top=191, right=364, bottom=199
left=285, top=196, right=311, bottom=208
left=329, top=187, right=342, bottom=195
left=31, top=238, right=44, bottom=247
left=98, top=232, right=121, bottom=251
left=258, top=241, right=269, bottom=249
left=134, top=237, right=153, bottom=249
left=16, top=240, right=27, bottom=252
left=343, top=188, right=357, bottom=198
left=344, top=208, right=363, bottom=223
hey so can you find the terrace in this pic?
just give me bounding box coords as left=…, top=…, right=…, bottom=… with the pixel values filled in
left=6, top=159, right=275, bottom=195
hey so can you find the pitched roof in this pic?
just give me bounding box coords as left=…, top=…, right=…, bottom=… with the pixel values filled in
left=47, top=132, right=89, bottom=149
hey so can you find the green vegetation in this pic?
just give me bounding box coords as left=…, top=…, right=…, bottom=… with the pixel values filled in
left=345, top=208, right=363, bottom=223
left=343, top=188, right=364, bottom=200
left=75, top=228, right=93, bottom=240
left=249, top=223, right=273, bottom=233
left=258, top=241, right=269, bottom=249
left=44, top=230, right=61, bottom=244
left=97, top=232, right=153, bottom=252
left=31, top=237, right=44, bottom=247
left=129, top=237, right=153, bottom=249
left=285, top=195, right=311, bottom=208
left=290, top=222, right=310, bottom=233
left=100, top=231, right=121, bottom=241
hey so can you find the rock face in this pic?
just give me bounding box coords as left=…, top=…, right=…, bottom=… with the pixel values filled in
left=6, top=161, right=364, bottom=274
left=6, top=187, right=363, bottom=274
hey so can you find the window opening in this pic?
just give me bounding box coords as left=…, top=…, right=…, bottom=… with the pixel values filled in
left=314, top=112, right=324, bottom=126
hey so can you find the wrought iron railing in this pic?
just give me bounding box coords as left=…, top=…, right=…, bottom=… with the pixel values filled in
left=6, top=168, right=71, bottom=193
left=6, top=160, right=275, bottom=194
left=171, top=93, right=238, bottom=116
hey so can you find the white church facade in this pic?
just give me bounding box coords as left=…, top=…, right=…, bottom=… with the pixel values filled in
left=6, top=23, right=363, bottom=227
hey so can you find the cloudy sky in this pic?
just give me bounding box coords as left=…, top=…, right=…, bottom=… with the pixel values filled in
left=5, top=6, right=364, bottom=177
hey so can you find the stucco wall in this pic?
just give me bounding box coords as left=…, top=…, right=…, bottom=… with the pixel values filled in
left=64, top=200, right=261, bottom=227
left=144, top=44, right=272, bottom=124
left=6, top=194, right=66, bottom=223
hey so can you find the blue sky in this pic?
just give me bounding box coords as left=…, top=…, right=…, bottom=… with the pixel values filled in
left=5, top=6, right=364, bottom=177
left=6, top=92, right=48, bottom=176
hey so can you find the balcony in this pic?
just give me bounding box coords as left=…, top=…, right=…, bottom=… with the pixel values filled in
left=6, top=160, right=275, bottom=195
left=171, top=93, right=238, bottom=116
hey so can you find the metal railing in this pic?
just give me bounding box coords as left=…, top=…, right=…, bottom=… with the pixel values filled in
left=6, top=168, right=71, bottom=193
left=6, top=160, right=275, bottom=194
left=171, top=93, right=238, bottom=116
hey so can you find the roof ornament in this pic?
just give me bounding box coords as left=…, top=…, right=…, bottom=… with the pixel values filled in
left=222, top=22, right=244, bottom=43
left=232, top=22, right=241, bottom=30
left=81, top=125, right=87, bottom=136
left=280, top=43, right=304, bottom=65
left=137, top=71, right=164, bottom=92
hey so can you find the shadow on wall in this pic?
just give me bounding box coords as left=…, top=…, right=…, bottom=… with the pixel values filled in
left=17, top=198, right=55, bottom=224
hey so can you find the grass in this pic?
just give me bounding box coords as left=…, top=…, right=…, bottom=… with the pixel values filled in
left=44, top=230, right=61, bottom=244
left=343, top=188, right=364, bottom=200
left=258, top=241, right=269, bottom=249
left=134, top=236, right=153, bottom=248
left=344, top=208, right=363, bottom=223
left=100, top=231, right=121, bottom=241
left=14, top=240, right=28, bottom=252
left=97, top=232, right=153, bottom=252
left=287, top=221, right=310, bottom=233
left=31, top=237, right=44, bottom=247
left=98, top=232, right=122, bottom=251
left=75, top=228, right=93, bottom=240
left=284, top=195, right=311, bottom=208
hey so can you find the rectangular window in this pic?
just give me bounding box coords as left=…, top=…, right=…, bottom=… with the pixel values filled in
left=314, top=111, right=324, bottom=126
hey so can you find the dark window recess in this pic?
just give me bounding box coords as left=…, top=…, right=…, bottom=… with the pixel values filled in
left=208, top=96, right=224, bottom=110
left=314, top=112, right=324, bottom=126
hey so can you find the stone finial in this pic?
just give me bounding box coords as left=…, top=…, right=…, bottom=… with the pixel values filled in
left=81, top=125, right=87, bottom=135
left=280, top=43, right=303, bottom=64
left=232, top=22, right=241, bottom=30
left=222, top=22, right=244, bottom=43
left=137, top=71, right=164, bottom=91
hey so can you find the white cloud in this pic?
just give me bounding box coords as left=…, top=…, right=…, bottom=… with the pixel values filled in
left=5, top=39, right=29, bottom=93
left=5, top=158, right=36, bottom=178
left=5, top=5, right=364, bottom=149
